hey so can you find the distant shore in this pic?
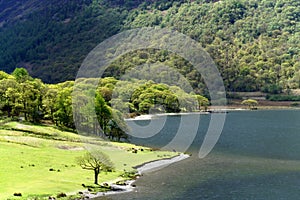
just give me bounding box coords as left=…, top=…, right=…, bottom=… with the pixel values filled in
left=125, top=100, right=300, bottom=121
left=125, top=112, right=209, bottom=121
left=220, top=99, right=300, bottom=110
left=83, top=153, right=190, bottom=198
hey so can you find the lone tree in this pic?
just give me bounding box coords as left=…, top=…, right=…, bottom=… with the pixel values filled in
left=241, top=99, right=258, bottom=110
left=76, top=150, right=114, bottom=185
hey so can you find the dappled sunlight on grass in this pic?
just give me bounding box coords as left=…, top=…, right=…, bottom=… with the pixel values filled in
left=0, top=121, right=179, bottom=199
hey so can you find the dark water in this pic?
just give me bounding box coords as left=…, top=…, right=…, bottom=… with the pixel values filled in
left=96, top=110, right=300, bottom=200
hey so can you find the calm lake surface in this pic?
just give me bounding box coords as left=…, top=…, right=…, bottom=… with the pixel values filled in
left=96, top=110, right=300, bottom=200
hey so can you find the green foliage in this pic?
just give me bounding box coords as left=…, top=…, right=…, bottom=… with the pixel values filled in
left=130, top=81, right=182, bottom=114
left=0, top=68, right=207, bottom=141
left=267, top=94, right=300, bottom=101
left=261, top=84, right=283, bottom=94
left=0, top=71, right=45, bottom=122
left=0, top=0, right=299, bottom=93
left=0, top=0, right=126, bottom=83
left=53, top=86, right=75, bottom=129
left=95, top=92, right=112, bottom=135
left=19, top=79, right=45, bottom=122
left=0, top=71, right=10, bottom=80
left=105, top=50, right=205, bottom=94
left=195, top=95, right=209, bottom=111
left=0, top=70, right=130, bottom=141
left=120, top=170, right=138, bottom=179
left=0, top=120, right=179, bottom=199
left=123, top=0, right=300, bottom=92
left=109, top=109, right=129, bottom=141
left=241, top=99, right=258, bottom=109
left=12, top=68, right=31, bottom=83
left=76, top=150, right=114, bottom=184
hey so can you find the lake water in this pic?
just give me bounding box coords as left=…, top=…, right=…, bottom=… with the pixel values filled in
left=96, top=110, right=300, bottom=200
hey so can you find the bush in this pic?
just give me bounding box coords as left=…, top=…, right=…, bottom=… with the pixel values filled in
left=13, top=193, right=22, bottom=196
left=121, top=170, right=138, bottom=179
left=57, top=192, right=67, bottom=198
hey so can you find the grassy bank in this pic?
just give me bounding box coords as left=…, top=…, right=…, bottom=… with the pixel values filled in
left=0, top=120, right=179, bottom=199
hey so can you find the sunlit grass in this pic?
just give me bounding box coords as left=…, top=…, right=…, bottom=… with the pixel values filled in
left=0, top=121, right=178, bottom=199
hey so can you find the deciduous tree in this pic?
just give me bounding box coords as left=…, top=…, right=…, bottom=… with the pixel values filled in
left=76, top=150, right=114, bottom=185
left=241, top=99, right=258, bottom=110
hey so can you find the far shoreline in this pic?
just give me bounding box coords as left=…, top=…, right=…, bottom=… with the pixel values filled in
left=125, top=102, right=300, bottom=121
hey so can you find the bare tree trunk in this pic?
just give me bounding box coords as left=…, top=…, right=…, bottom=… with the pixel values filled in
left=94, top=168, right=99, bottom=185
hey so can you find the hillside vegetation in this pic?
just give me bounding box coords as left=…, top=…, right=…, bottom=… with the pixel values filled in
left=0, top=0, right=299, bottom=92
left=0, top=68, right=208, bottom=134
left=124, top=0, right=300, bottom=92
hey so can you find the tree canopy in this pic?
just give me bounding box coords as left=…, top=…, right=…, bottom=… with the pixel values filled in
left=241, top=99, right=258, bottom=109
left=0, top=0, right=299, bottom=93
left=0, top=69, right=208, bottom=140
left=76, top=150, right=114, bottom=185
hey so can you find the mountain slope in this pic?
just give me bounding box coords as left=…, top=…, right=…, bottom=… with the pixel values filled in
left=0, top=0, right=123, bottom=82
left=0, top=0, right=299, bottom=92
left=125, top=0, right=300, bottom=91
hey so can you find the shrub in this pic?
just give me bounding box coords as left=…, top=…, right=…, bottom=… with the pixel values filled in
left=121, top=170, right=138, bottom=179
left=57, top=192, right=67, bottom=198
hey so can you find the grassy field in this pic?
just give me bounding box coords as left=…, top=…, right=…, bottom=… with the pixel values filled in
left=0, top=120, right=179, bottom=199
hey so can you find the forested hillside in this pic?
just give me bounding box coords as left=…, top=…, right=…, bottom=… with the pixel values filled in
left=0, top=0, right=299, bottom=92
left=0, top=0, right=123, bottom=82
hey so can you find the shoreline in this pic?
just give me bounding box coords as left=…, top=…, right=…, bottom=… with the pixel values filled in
left=124, top=112, right=209, bottom=121
left=82, top=153, right=190, bottom=199
left=136, top=153, right=190, bottom=174
left=125, top=105, right=300, bottom=121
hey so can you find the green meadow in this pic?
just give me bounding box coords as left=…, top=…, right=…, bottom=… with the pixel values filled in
left=0, top=121, right=178, bottom=199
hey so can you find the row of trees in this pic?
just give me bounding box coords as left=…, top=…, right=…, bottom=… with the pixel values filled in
left=94, top=77, right=209, bottom=114
left=0, top=68, right=129, bottom=141
left=0, top=68, right=209, bottom=140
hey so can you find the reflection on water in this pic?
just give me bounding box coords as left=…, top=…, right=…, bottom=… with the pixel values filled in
left=96, top=110, right=300, bottom=200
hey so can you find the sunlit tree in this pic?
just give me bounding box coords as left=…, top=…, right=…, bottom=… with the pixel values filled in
left=241, top=99, right=258, bottom=110
left=76, top=150, right=114, bottom=185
